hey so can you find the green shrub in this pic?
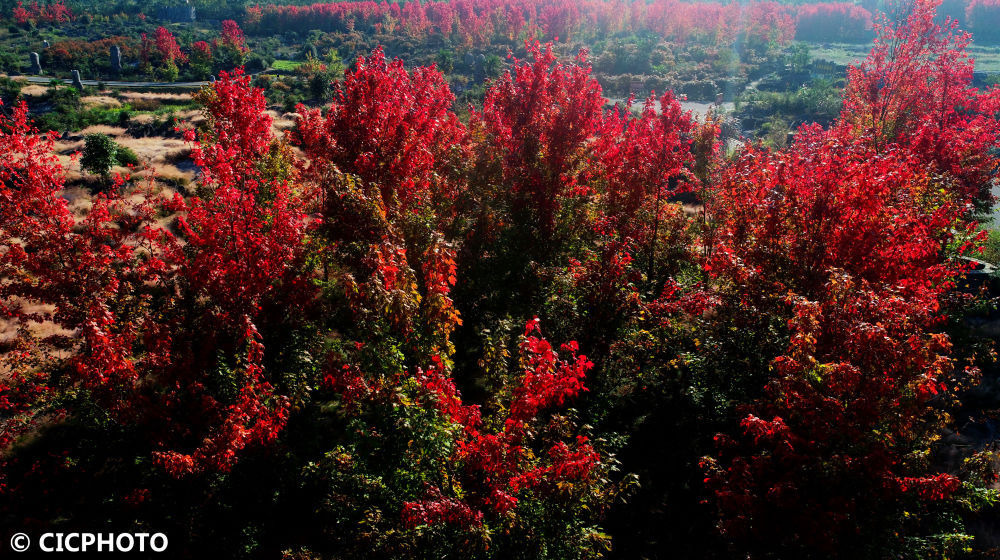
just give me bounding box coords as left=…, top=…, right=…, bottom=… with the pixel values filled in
left=115, top=144, right=139, bottom=166
left=0, top=76, right=22, bottom=104
left=80, top=133, right=117, bottom=176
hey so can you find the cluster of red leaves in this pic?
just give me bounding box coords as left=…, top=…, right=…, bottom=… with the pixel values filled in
left=190, top=40, right=213, bottom=65
left=295, top=47, right=467, bottom=218
left=590, top=90, right=696, bottom=241
left=244, top=4, right=263, bottom=26
left=401, top=319, right=597, bottom=528
left=141, top=26, right=187, bottom=66
left=402, top=486, right=485, bottom=528
left=702, top=272, right=972, bottom=548
left=12, top=0, right=72, bottom=25
left=38, top=22, right=245, bottom=76
left=0, top=100, right=184, bottom=430
left=149, top=73, right=311, bottom=475
left=292, top=51, right=603, bottom=528
left=152, top=319, right=290, bottom=477
left=0, top=102, right=69, bottom=450
left=179, top=69, right=312, bottom=322
left=296, top=46, right=469, bottom=355
left=218, top=19, right=249, bottom=55
left=707, top=125, right=963, bottom=298
left=137, top=21, right=245, bottom=74
left=2, top=0, right=997, bottom=549
left=46, top=36, right=140, bottom=69
left=472, top=41, right=604, bottom=239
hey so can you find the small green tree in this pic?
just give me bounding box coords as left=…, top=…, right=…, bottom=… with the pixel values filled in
left=787, top=42, right=811, bottom=73
left=483, top=54, right=504, bottom=80
left=0, top=76, right=22, bottom=105
left=436, top=48, right=455, bottom=74
left=157, top=60, right=180, bottom=83
left=0, top=51, right=20, bottom=73
left=324, top=48, right=346, bottom=80
left=80, top=133, right=118, bottom=177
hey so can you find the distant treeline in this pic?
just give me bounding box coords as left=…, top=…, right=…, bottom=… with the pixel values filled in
left=7, top=0, right=1000, bottom=44
left=251, top=0, right=797, bottom=46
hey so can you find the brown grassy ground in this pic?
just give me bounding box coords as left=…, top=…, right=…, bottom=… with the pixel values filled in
left=80, top=95, right=122, bottom=109
left=119, top=91, right=195, bottom=104
left=18, top=83, right=49, bottom=98
left=0, top=301, right=76, bottom=348
left=52, top=126, right=196, bottom=186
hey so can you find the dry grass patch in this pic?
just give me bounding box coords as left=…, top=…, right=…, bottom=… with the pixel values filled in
left=176, top=109, right=202, bottom=122
left=81, top=95, right=122, bottom=109
left=0, top=301, right=76, bottom=346
left=269, top=110, right=299, bottom=133
left=79, top=125, right=127, bottom=137
left=18, top=84, right=48, bottom=97
left=129, top=113, right=156, bottom=125
left=61, top=185, right=93, bottom=216
left=119, top=91, right=193, bottom=104
left=120, top=136, right=189, bottom=164
left=152, top=162, right=195, bottom=181
left=129, top=98, right=162, bottom=112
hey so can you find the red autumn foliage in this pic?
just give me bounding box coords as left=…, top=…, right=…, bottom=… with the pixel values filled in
left=0, top=72, right=306, bottom=482
left=190, top=39, right=213, bottom=66
left=294, top=47, right=468, bottom=218
left=254, top=0, right=795, bottom=47
left=842, top=0, right=1000, bottom=203
left=702, top=0, right=997, bottom=551
left=591, top=90, right=697, bottom=241
left=472, top=41, right=604, bottom=240
left=244, top=4, right=263, bottom=26
left=401, top=319, right=597, bottom=527
left=0, top=102, right=70, bottom=449
left=12, top=0, right=72, bottom=25
left=218, top=19, right=249, bottom=55
left=795, top=2, right=873, bottom=42
left=141, top=26, right=187, bottom=67
left=3, top=0, right=1000, bottom=554
left=180, top=69, right=311, bottom=324
left=703, top=125, right=979, bottom=549
left=707, top=125, right=964, bottom=298
left=46, top=36, right=140, bottom=70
